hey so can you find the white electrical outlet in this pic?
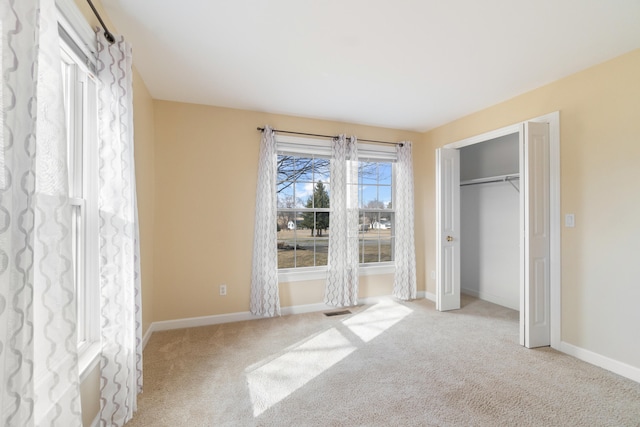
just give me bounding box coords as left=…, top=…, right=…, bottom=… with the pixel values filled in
left=430, top=271, right=436, bottom=280
left=219, top=284, right=227, bottom=296
left=565, top=214, right=575, bottom=228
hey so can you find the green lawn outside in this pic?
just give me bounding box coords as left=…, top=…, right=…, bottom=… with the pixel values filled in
left=277, top=229, right=393, bottom=268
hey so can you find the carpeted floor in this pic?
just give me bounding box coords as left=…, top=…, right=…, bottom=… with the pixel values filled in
left=125, top=295, right=640, bottom=426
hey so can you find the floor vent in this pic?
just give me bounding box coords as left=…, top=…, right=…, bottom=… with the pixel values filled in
left=324, top=310, right=352, bottom=317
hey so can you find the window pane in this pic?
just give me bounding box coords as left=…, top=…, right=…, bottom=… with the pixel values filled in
left=295, top=156, right=314, bottom=181
left=360, top=235, right=380, bottom=263
left=277, top=155, right=297, bottom=183
left=277, top=210, right=296, bottom=232
left=295, top=233, right=315, bottom=267
left=361, top=188, right=383, bottom=209
left=358, top=212, right=371, bottom=234
left=277, top=238, right=296, bottom=269
left=380, top=212, right=394, bottom=233
left=295, top=182, right=312, bottom=208
left=379, top=186, right=392, bottom=209
left=302, top=181, right=330, bottom=210
left=364, top=211, right=379, bottom=229
left=303, top=212, right=317, bottom=234
left=317, top=211, right=330, bottom=234
left=315, top=236, right=329, bottom=266
left=357, top=211, right=395, bottom=264
left=278, top=210, right=305, bottom=268
left=295, top=212, right=330, bottom=267
left=378, top=163, right=392, bottom=185
left=360, top=161, right=378, bottom=185
left=318, top=183, right=330, bottom=209
left=380, top=239, right=393, bottom=262
left=277, top=184, right=294, bottom=208
left=313, top=158, right=330, bottom=183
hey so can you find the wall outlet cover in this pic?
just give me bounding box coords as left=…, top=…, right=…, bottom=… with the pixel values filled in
left=565, top=214, right=575, bottom=228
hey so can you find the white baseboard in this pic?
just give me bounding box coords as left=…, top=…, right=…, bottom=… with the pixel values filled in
left=461, top=287, right=519, bottom=311
left=148, top=301, right=356, bottom=336
left=559, top=341, right=640, bottom=384
left=282, top=302, right=333, bottom=316
left=142, top=325, right=154, bottom=350
left=151, top=310, right=255, bottom=332
left=423, top=291, right=436, bottom=302
left=144, top=293, right=433, bottom=347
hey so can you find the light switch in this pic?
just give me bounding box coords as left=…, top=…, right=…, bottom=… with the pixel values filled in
left=565, top=214, right=575, bottom=228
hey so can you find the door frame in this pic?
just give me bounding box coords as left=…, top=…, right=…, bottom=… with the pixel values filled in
left=435, top=111, right=560, bottom=350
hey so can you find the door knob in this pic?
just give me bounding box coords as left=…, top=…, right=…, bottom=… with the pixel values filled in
left=446, top=235, right=454, bottom=242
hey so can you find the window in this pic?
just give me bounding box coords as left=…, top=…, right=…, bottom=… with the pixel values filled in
left=276, top=154, right=331, bottom=268
left=60, top=32, right=100, bottom=357
left=276, top=136, right=396, bottom=272
left=358, top=160, right=394, bottom=263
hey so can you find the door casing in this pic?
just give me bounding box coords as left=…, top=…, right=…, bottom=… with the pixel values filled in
left=435, top=112, right=560, bottom=349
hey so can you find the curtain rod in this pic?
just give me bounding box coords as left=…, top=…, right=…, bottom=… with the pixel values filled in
left=86, top=0, right=115, bottom=44
left=257, top=127, right=403, bottom=147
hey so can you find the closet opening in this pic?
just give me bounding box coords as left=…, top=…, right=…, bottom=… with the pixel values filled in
left=460, top=133, right=520, bottom=311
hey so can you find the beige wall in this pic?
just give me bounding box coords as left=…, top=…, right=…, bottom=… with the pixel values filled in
left=153, top=101, right=423, bottom=321
left=72, top=0, right=156, bottom=424
left=423, top=49, right=640, bottom=369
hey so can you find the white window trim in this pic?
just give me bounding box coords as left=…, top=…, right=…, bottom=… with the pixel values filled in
left=278, top=262, right=396, bottom=283
left=276, top=135, right=397, bottom=282
left=56, top=0, right=97, bottom=61
left=58, top=0, right=101, bottom=378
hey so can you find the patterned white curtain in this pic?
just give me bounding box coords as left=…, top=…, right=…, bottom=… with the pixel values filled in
left=325, top=135, right=359, bottom=306
left=96, top=32, right=142, bottom=427
left=250, top=126, right=280, bottom=317
left=1, top=1, right=82, bottom=426
left=393, top=141, right=417, bottom=300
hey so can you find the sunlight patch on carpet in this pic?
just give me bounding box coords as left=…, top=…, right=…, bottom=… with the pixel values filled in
left=245, top=327, right=356, bottom=417
left=342, top=299, right=413, bottom=343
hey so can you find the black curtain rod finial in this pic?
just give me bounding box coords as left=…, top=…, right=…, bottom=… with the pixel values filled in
left=87, top=0, right=116, bottom=45
left=104, top=31, right=115, bottom=44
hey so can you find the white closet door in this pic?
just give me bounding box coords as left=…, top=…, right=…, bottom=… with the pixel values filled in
left=523, top=121, right=551, bottom=348
left=436, top=148, right=460, bottom=311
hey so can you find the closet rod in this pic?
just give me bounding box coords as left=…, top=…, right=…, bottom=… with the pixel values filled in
left=460, top=174, right=520, bottom=192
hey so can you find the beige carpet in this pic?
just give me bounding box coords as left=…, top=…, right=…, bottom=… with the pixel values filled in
left=125, top=296, right=640, bottom=426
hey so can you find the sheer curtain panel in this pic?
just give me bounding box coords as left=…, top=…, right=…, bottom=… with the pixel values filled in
left=96, top=31, right=143, bottom=427
left=393, top=141, right=417, bottom=300
left=0, top=1, right=82, bottom=425
left=250, top=126, right=280, bottom=317
left=325, top=136, right=360, bottom=306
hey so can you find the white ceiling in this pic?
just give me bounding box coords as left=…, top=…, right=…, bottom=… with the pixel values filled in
left=101, top=0, right=640, bottom=132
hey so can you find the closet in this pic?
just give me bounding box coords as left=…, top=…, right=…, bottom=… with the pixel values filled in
left=459, top=133, right=520, bottom=310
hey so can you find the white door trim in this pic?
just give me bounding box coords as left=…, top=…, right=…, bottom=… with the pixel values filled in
left=437, top=111, right=561, bottom=350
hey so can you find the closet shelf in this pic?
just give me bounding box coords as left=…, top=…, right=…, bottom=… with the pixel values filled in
left=460, top=174, right=520, bottom=192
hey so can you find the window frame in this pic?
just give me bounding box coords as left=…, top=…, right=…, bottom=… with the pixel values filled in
left=275, top=135, right=397, bottom=283
left=276, top=153, right=332, bottom=269
left=357, top=159, right=396, bottom=265
left=57, top=0, right=101, bottom=379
